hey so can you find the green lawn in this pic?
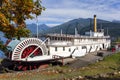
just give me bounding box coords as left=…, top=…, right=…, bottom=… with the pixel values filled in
left=0, top=52, right=120, bottom=80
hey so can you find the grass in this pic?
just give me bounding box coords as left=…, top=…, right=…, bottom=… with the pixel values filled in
left=78, top=52, right=120, bottom=76
left=1, top=52, right=120, bottom=80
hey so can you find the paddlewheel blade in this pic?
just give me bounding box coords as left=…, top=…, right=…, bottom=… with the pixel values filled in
left=22, top=66, right=27, bottom=71
left=18, top=65, right=23, bottom=70
left=34, top=65, right=37, bottom=69
left=29, top=65, right=32, bottom=70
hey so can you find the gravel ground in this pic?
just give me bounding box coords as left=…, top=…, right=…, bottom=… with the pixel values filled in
left=68, top=50, right=114, bottom=68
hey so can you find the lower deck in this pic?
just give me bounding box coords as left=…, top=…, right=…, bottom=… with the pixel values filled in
left=48, top=41, right=111, bottom=58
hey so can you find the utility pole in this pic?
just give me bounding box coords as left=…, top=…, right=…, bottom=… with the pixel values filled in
left=36, top=16, right=38, bottom=38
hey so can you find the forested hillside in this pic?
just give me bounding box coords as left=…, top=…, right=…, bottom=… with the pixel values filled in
left=43, top=18, right=120, bottom=39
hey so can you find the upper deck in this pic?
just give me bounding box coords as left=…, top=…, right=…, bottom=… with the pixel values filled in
left=44, top=32, right=110, bottom=47
left=45, top=33, right=110, bottom=40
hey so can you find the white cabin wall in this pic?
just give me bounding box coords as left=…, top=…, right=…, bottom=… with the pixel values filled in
left=47, top=32, right=111, bottom=58
left=86, top=45, right=91, bottom=53
left=49, top=46, right=71, bottom=57
left=85, top=32, right=104, bottom=37
left=87, top=44, right=101, bottom=53
left=90, top=45, right=96, bottom=52
left=104, top=42, right=111, bottom=49
left=86, top=45, right=97, bottom=53
left=72, top=46, right=87, bottom=57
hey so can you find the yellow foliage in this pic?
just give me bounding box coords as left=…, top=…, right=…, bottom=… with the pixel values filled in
left=0, top=0, right=44, bottom=39
left=0, top=13, right=9, bottom=27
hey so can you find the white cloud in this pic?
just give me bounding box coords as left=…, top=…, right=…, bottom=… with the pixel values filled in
left=26, top=0, right=120, bottom=27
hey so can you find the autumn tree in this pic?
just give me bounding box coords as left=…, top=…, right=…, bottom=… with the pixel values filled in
left=0, top=0, right=45, bottom=39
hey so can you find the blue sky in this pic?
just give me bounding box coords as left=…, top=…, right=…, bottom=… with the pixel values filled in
left=26, top=0, right=120, bottom=27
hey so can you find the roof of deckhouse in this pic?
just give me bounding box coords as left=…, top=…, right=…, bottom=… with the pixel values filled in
left=45, top=34, right=110, bottom=39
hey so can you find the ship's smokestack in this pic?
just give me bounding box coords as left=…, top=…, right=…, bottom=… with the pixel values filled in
left=94, top=15, right=97, bottom=32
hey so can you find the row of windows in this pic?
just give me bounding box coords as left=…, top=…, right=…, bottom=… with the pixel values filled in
left=55, top=47, right=71, bottom=52
left=50, top=37, right=72, bottom=41
left=76, top=39, right=105, bottom=43
left=55, top=46, right=88, bottom=52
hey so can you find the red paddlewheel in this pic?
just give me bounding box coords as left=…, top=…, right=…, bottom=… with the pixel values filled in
left=21, top=45, right=42, bottom=58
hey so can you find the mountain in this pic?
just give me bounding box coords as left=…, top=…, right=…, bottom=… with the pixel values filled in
left=44, top=18, right=110, bottom=35
left=44, top=18, right=120, bottom=39
left=27, top=24, right=50, bottom=34
left=112, top=20, right=120, bottom=23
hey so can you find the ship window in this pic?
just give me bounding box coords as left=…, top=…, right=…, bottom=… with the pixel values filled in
left=55, top=47, right=57, bottom=51
left=58, top=37, right=60, bottom=40
left=82, top=46, right=86, bottom=49
left=48, top=50, right=50, bottom=55
left=63, top=47, right=65, bottom=51
left=55, top=37, right=57, bottom=40
left=51, top=37, right=54, bottom=40
left=63, top=38, right=65, bottom=41
left=69, top=48, right=71, bottom=52
left=61, top=37, right=63, bottom=41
